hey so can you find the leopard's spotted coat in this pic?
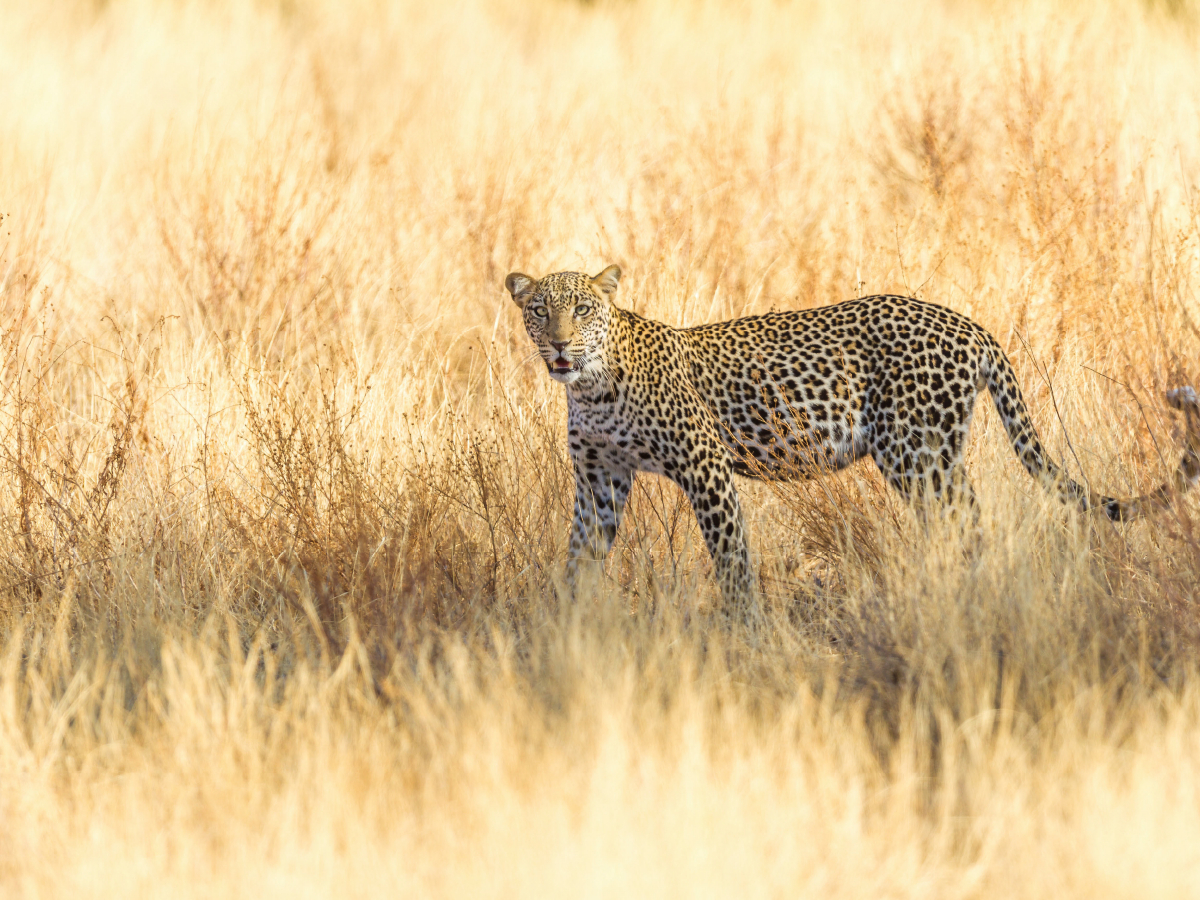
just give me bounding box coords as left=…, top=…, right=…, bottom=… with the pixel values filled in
left=505, top=266, right=1200, bottom=602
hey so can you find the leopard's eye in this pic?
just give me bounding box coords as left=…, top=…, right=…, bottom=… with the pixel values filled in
left=574, top=304, right=591, bottom=317
left=530, top=305, right=548, bottom=319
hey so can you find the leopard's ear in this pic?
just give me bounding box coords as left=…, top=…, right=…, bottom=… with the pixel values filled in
left=590, top=264, right=621, bottom=298
left=504, top=272, right=536, bottom=308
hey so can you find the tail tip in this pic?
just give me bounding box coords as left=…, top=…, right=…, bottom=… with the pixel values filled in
left=1166, top=385, right=1199, bottom=411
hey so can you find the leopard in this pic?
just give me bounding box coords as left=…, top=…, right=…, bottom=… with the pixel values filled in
left=504, top=264, right=1200, bottom=604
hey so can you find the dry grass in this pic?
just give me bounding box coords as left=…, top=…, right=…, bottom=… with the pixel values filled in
left=3, top=0, right=1200, bottom=894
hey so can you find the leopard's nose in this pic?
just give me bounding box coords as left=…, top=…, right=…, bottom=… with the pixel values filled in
left=550, top=340, right=569, bottom=352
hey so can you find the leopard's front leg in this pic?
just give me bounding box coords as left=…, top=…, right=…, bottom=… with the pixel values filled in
left=565, top=438, right=633, bottom=592
left=675, top=456, right=754, bottom=609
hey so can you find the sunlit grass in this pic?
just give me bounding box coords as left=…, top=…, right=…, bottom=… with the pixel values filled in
left=1, top=0, right=1200, bottom=895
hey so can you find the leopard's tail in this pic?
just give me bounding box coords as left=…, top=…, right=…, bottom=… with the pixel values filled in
left=981, top=335, right=1200, bottom=521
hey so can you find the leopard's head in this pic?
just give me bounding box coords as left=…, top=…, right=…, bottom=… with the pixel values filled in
left=504, top=265, right=621, bottom=386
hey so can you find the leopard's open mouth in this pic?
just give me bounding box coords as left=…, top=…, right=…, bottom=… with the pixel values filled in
left=549, top=357, right=576, bottom=373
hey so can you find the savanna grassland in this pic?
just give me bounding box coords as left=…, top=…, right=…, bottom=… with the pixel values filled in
left=3, top=0, right=1200, bottom=894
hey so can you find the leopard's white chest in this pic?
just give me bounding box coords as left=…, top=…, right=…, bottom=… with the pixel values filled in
left=566, top=393, right=627, bottom=441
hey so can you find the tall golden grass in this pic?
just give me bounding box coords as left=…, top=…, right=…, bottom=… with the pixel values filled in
left=3, top=0, right=1200, bottom=893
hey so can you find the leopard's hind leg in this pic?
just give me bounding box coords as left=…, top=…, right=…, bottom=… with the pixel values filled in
left=867, top=374, right=980, bottom=518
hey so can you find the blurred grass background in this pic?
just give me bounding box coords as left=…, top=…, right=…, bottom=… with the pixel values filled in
left=3, top=0, right=1200, bottom=894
